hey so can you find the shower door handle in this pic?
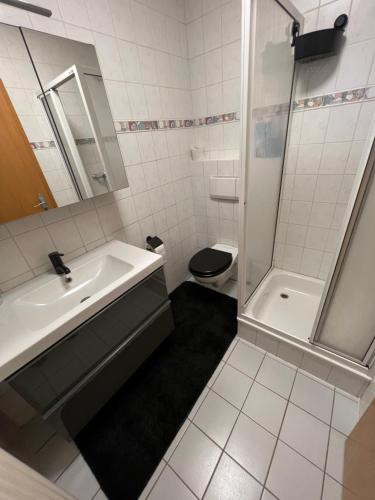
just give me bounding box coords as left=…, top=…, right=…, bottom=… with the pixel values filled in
left=91, top=172, right=107, bottom=181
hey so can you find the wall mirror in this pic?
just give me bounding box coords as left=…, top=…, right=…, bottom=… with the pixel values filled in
left=0, top=23, right=128, bottom=224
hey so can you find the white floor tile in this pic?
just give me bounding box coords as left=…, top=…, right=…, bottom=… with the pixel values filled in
left=194, top=391, right=239, bottom=447
left=139, top=460, right=166, bottom=500
left=33, top=434, right=79, bottom=482
left=332, top=392, right=359, bottom=436
left=169, top=424, right=221, bottom=498
left=242, top=382, right=287, bottom=436
left=256, top=356, right=296, bottom=399
left=222, top=338, right=238, bottom=361
left=204, top=453, right=263, bottom=500
left=148, top=466, right=196, bottom=500
left=266, top=441, right=323, bottom=500
left=207, top=361, right=225, bottom=387
left=92, top=490, right=107, bottom=500
left=322, top=475, right=357, bottom=500
left=225, top=413, right=276, bottom=484
left=188, top=387, right=209, bottom=420
left=326, top=429, right=346, bottom=485
left=261, top=490, right=277, bottom=500
left=228, top=341, right=265, bottom=379
left=291, top=372, right=334, bottom=423
left=280, top=403, right=329, bottom=469
left=20, top=416, right=55, bottom=455
left=212, top=364, right=253, bottom=409
left=55, top=455, right=100, bottom=500
left=164, top=421, right=190, bottom=461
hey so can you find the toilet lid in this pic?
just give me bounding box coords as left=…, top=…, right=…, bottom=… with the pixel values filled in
left=189, top=248, right=233, bottom=278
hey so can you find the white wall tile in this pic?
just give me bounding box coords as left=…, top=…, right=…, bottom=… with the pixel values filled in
left=320, top=142, right=351, bottom=174
left=335, top=40, right=375, bottom=90
left=15, top=228, right=55, bottom=268
left=0, top=239, right=29, bottom=283
left=300, top=108, right=330, bottom=144
left=47, top=219, right=83, bottom=253
left=326, top=104, right=361, bottom=143
left=347, top=0, right=375, bottom=43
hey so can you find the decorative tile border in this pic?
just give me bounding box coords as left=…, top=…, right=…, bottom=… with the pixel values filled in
left=114, top=111, right=240, bottom=134
left=75, top=137, right=96, bottom=146
left=30, top=112, right=240, bottom=149
left=30, top=140, right=56, bottom=150
left=293, top=85, right=375, bottom=112
left=253, top=103, right=290, bottom=120
left=31, top=137, right=115, bottom=150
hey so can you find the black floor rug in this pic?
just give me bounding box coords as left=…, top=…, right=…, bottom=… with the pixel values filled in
left=75, top=281, right=237, bottom=500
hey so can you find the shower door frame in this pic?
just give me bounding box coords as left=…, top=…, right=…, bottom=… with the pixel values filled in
left=39, top=64, right=114, bottom=199
left=237, top=0, right=304, bottom=314
left=310, top=136, right=375, bottom=367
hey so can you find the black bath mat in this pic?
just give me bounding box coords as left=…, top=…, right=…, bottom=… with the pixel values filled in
left=75, top=281, right=237, bottom=500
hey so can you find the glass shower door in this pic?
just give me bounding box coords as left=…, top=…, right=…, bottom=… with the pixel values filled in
left=241, top=0, right=298, bottom=301
left=39, top=66, right=113, bottom=199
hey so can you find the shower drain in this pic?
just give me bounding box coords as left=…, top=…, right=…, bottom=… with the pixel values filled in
left=280, top=293, right=289, bottom=299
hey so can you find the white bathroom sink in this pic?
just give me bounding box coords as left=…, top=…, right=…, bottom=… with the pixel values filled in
left=11, top=255, right=134, bottom=331
left=0, top=240, right=163, bottom=380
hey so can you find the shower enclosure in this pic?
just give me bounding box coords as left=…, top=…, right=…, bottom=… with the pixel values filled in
left=39, top=65, right=120, bottom=199
left=238, top=0, right=375, bottom=393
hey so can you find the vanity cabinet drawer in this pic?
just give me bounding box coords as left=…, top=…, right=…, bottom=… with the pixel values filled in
left=9, top=268, right=168, bottom=414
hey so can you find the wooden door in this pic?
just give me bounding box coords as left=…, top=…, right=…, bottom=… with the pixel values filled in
left=0, top=80, right=57, bottom=224
left=341, top=399, right=375, bottom=499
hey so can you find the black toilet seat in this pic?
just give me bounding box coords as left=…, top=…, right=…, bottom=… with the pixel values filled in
left=189, top=248, right=233, bottom=278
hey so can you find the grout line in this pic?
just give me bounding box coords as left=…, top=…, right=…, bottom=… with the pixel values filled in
left=259, top=367, right=298, bottom=499
left=155, top=343, right=238, bottom=496
left=200, top=351, right=266, bottom=499
left=143, top=460, right=168, bottom=500
left=150, top=462, right=200, bottom=500
left=287, top=399, right=333, bottom=427
left=89, top=486, right=101, bottom=500
left=320, top=387, right=336, bottom=499
left=33, top=429, right=57, bottom=456
left=277, top=436, right=328, bottom=475
left=52, top=450, right=81, bottom=484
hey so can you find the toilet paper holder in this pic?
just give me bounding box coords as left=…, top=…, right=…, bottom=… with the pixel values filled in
left=146, top=235, right=164, bottom=253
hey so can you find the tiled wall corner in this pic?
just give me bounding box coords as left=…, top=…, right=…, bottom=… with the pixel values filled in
left=185, top=0, right=242, bottom=256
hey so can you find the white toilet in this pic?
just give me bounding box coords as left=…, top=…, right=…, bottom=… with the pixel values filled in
left=189, top=243, right=238, bottom=287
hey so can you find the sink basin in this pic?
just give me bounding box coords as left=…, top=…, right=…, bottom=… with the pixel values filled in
left=11, top=255, right=134, bottom=330
left=0, top=240, right=163, bottom=380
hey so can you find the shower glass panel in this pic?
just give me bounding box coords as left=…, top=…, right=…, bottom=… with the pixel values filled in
left=243, top=0, right=296, bottom=300
left=40, top=66, right=111, bottom=199
left=313, top=139, right=375, bottom=365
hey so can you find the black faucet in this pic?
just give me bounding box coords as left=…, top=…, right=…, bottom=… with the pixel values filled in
left=48, top=252, right=71, bottom=277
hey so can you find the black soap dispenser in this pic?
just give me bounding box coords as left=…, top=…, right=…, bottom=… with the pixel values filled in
left=293, top=14, right=349, bottom=63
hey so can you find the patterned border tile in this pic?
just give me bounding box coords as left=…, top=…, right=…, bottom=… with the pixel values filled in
left=294, top=85, right=375, bottom=111
left=30, top=140, right=56, bottom=150
left=30, top=112, right=240, bottom=149
left=114, top=111, right=240, bottom=134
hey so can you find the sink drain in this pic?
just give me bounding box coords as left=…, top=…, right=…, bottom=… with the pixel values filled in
left=280, top=293, right=289, bottom=299
left=80, top=296, right=91, bottom=303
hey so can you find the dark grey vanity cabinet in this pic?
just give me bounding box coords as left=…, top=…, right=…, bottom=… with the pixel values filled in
left=8, top=268, right=174, bottom=437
